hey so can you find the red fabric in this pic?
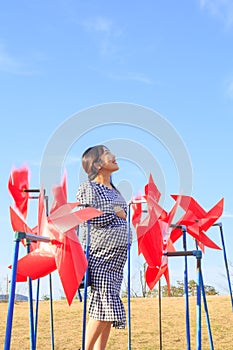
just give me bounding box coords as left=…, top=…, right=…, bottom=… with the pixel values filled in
left=9, top=206, right=32, bottom=235
left=14, top=250, right=57, bottom=281
left=137, top=215, right=163, bottom=268
left=146, top=263, right=170, bottom=293
left=55, top=229, right=88, bottom=305
left=8, top=166, right=29, bottom=219
left=144, top=173, right=161, bottom=202
left=49, top=206, right=102, bottom=238
left=131, top=192, right=143, bottom=229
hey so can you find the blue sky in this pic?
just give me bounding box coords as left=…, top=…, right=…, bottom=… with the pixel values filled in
left=0, top=0, right=233, bottom=299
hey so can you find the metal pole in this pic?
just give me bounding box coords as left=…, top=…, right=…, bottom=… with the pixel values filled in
left=45, top=194, right=55, bottom=350
left=194, top=240, right=214, bottom=349
left=196, top=251, right=202, bottom=350
left=34, top=279, right=40, bottom=349
left=4, top=231, right=56, bottom=350
left=170, top=224, right=191, bottom=350
left=82, top=220, right=91, bottom=350
left=4, top=234, right=21, bottom=350
left=24, top=188, right=41, bottom=349
left=200, top=271, right=214, bottom=350
left=182, top=226, right=191, bottom=350
left=26, top=242, right=36, bottom=350
left=49, top=274, right=55, bottom=350
left=77, top=289, right=82, bottom=302
left=158, top=279, right=162, bottom=350
left=127, top=204, right=132, bottom=350
left=215, top=223, right=233, bottom=310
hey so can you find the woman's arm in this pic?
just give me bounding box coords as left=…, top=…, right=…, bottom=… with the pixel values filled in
left=114, top=206, right=127, bottom=220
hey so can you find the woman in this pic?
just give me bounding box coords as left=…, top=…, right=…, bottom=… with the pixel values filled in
left=76, top=145, right=130, bottom=350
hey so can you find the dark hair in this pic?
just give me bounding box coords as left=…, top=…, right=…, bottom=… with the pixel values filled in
left=81, top=145, right=120, bottom=192
left=82, top=145, right=106, bottom=181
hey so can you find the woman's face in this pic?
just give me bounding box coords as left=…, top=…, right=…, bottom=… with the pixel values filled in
left=99, top=147, right=119, bottom=173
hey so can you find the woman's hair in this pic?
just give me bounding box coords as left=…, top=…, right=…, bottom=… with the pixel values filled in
left=82, top=145, right=106, bottom=181
left=81, top=145, right=120, bottom=192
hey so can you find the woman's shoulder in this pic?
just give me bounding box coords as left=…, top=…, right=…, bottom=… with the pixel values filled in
left=76, top=180, right=93, bottom=196
left=78, top=180, right=91, bottom=189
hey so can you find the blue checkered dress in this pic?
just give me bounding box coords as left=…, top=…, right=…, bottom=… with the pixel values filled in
left=76, top=181, right=129, bottom=328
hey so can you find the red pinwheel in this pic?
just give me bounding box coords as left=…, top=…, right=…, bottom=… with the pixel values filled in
left=133, top=174, right=179, bottom=292
left=8, top=165, right=29, bottom=219
left=9, top=174, right=103, bottom=305
left=144, top=173, right=161, bottom=203
left=131, top=191, right=144, bottom=230
left=9, top=203, right=58, bottom=280
left=170, top=195, right=224, bottom=250
left=142, top=197, right=180, bottom=292
left=132, top=174, right=161, bottom=232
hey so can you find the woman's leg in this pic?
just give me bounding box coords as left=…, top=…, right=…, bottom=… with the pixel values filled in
left=85, top=319, right=112, bottom=350
left=93, top=322, right=111, bottom=350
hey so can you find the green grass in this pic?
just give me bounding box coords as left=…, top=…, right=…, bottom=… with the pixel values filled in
left=0, top=295, right=233, bottom=349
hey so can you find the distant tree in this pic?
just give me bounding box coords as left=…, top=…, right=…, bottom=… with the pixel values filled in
left=161, top=285, right=168, bottom=297
left=162, top=284, right=184, bottom=297
left=176, top=280, right=185, bottom=296
left=41, top=294, right=50, bottom=301
left=161, top=281, right=183, bottom=297
left=147, top=288, right=158, bottom=298
left=161, top=280, right=218, bottom=297
left=187, top=280, right=219, bottom=296
left=188, top=280, right=197, bottom=296
left=121, top=277, right=139, bottom=298
left=204, top=285, right=219, bottom=295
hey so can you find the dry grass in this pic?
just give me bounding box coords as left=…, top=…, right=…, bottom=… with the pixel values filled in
left=0, top=295, right=232, bottom=349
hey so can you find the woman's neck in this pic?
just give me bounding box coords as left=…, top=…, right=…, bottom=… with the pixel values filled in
left=93, top=173, right=112, bottom=188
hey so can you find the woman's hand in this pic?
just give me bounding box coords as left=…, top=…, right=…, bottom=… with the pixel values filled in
left=114, top=206, right=127, bottom=220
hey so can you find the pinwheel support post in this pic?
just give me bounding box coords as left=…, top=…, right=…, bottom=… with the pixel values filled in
left=45, top=193, right=55, bottom=350
left=23, top=188, right=41, bottom=346
left=158, top=279, right=162, bottom=350
left=4, top=231, right=54, bottom=350
left=170, top=224, right=191, bottom=349
left=166, top=249, right=214, bottom=350
left=129, top=198, right=162, bottom=350
left=213, top=222, right=233, bottom=311
left=23, top=188, right=55, bottom=349
left=127, top=204, right=132, bottom=350
left=127, top=199, right=148, bottom=350
left=82, top=220, right=91, bottom=350
left=26, top=241, right=36, bottom=350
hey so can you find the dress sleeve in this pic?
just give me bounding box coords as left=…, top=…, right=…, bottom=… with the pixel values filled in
left=76, top=181, right=94, bottom=207
left=76, top=182, right=116, bottom=227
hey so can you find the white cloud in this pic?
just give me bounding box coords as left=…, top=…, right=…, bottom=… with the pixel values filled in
left=108, top=71, right=153, bottom=85
left=87, top=65, right=153, bottom=85
left=226, top=80, right=233, bottom=98
left=80, top=16, right=123, bottom=57
left=199, top=0, right=233, bottom=29
left=81, top=16, right=114, bottom=33
left=222, top=211, right=233, bottom=218
left=0, top=44, right=20, bottom=73
left=0, top=43, right=40, bottom=75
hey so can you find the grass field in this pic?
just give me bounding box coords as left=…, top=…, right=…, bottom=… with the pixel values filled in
left=0, top=295, right=232, bottom=349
